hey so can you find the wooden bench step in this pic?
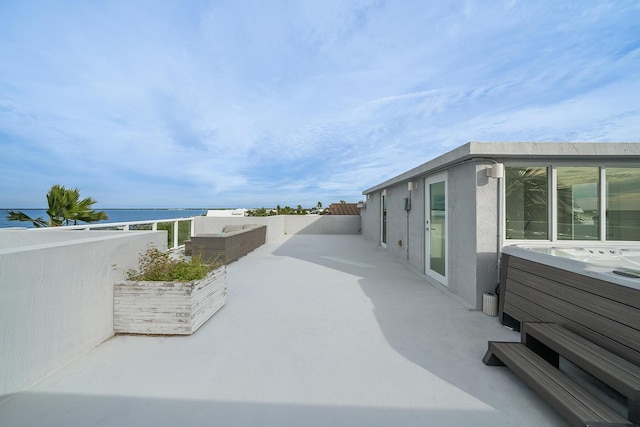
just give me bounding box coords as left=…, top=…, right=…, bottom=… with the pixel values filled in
left=523, top=322, right=640, bottom=423
left=484, top=341, right=633, bottom=427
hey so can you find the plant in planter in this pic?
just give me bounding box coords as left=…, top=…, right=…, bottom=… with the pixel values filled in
left=114, top=245, right=226, bottom=335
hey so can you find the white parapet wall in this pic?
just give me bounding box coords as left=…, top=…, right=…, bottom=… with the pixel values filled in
left=284, top=215, right=361, bottom=235
left=193, top=215, right=286, bottom=243
left=0, top=229, right=166, bottom=396
left=193, top=214, right=361, bottom=242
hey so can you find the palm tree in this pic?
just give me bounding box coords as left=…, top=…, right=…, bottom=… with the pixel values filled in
left=57, top=186, right=108, bottom=226
left=6, top=184, right=108, bottom=227
left=45, top=184, right=71, bottom=226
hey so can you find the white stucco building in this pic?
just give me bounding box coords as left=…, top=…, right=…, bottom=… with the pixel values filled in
left=360, top=142, right=640, bottom=309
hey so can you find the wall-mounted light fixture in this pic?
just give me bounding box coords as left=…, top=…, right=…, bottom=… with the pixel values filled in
left=382, top=189, right=389, bottom=196
left=407, top=181, right=418, bottom=191
left=486, top=163, right=504, bottom=179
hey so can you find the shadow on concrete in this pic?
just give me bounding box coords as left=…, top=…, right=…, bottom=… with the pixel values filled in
left=0, top=391, right=527, bottom=426
left=271, top=234, right=569, bottom=425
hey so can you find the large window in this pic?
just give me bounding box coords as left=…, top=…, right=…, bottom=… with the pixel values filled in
left=506, top=165, right=639, bottom=242
left=505, top=167, right=548, bottom=239
left=607, top=168, right=640, bottom=241
left=557, top=167, right=599, bottom=240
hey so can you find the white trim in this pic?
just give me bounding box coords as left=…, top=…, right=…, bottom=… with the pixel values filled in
left=499, top=169, right=506, bottom=253
left=550, top=165, right=557, bottom=241
left=425, top=173, right=448, bottom=286
left=380, top=191, right=387, bottom=248
left=600, top=167, right=607, bottom=241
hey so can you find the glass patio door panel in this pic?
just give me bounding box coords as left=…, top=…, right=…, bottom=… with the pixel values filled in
left=504, top=166, right=549, bottom=239
left=425, top=175, right=447, bottom=284
left=556, top=167, right=600, bottom=240
left=606, top=168, right=640, bottom=241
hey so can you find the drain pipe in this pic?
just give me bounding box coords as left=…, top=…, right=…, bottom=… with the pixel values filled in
left=406, top=207, right=410, bottom=259
left=486, top=162, right=505, bottom=284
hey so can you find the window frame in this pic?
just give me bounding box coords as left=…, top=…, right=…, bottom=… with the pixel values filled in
left=503, top=164, right=550, bottom=241
left=504, top=162, right=640, bottom=244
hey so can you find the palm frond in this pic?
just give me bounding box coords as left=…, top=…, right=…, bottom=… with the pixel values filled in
left=6, top=210, right=48, bottom=228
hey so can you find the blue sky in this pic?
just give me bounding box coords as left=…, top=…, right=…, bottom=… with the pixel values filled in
left=1, top=1, right=639, bottom=208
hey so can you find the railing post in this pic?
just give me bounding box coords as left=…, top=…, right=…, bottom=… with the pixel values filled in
left=173, top=220, right=179, bottom=249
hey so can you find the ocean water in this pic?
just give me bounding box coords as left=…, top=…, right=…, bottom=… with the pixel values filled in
left=0, top=209, right=208, bottom=229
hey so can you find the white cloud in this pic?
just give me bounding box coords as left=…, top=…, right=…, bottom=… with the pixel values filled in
left=1, top=1, right=639, bottom=207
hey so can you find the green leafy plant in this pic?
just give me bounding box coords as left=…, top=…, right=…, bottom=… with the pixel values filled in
left=126, top=245, right=219, bottom=282
left=6, top=184, right=108, bottom=227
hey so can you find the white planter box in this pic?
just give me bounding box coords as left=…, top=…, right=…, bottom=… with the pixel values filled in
left=114, top=266, right=226, bottom=335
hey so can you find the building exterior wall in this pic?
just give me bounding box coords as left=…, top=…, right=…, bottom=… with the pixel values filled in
left=361, top=162, right=489, bottom=309
left=361, top=194, right=381, bottom=244
left=447, top=163, right=482, bottom=307
left=407, top=180, right=425, bottom=273
left=385, top=185, right=410, bottom=260
left=473, top=163, right=502, bottom=305
left=361, top=142, right=640, bottom=311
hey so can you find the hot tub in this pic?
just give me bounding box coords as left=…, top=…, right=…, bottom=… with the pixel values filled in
left=502, top=245, right=640, bottom=290
left=498, top=244, right=640, bottom=364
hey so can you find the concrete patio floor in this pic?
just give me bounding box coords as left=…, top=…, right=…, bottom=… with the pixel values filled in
left=0, top=234, right=570, bottom=426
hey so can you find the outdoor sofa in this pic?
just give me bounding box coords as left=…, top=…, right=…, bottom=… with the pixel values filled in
left=184, top=224, right=266, bottom=264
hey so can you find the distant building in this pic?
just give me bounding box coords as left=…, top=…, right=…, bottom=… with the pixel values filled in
left=206, top=209, right=247, bottom=217
left=327, top=203, right=360, bottom=215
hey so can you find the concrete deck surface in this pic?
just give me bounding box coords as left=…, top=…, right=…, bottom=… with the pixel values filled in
left=0, top=234, right=570, bottom=426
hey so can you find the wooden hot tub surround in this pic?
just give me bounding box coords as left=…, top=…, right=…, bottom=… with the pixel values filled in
left=484, top=249, right=640, bottom=426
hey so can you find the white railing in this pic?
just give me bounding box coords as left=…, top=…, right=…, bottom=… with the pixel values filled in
left=32, top=217, right=197, bottom=251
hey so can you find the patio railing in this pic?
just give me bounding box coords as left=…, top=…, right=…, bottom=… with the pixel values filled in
left=32, top=217, right=196, bottom=251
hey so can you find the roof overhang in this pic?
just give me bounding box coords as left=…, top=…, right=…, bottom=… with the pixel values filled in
left=362, top=141, right=640, bottom=194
